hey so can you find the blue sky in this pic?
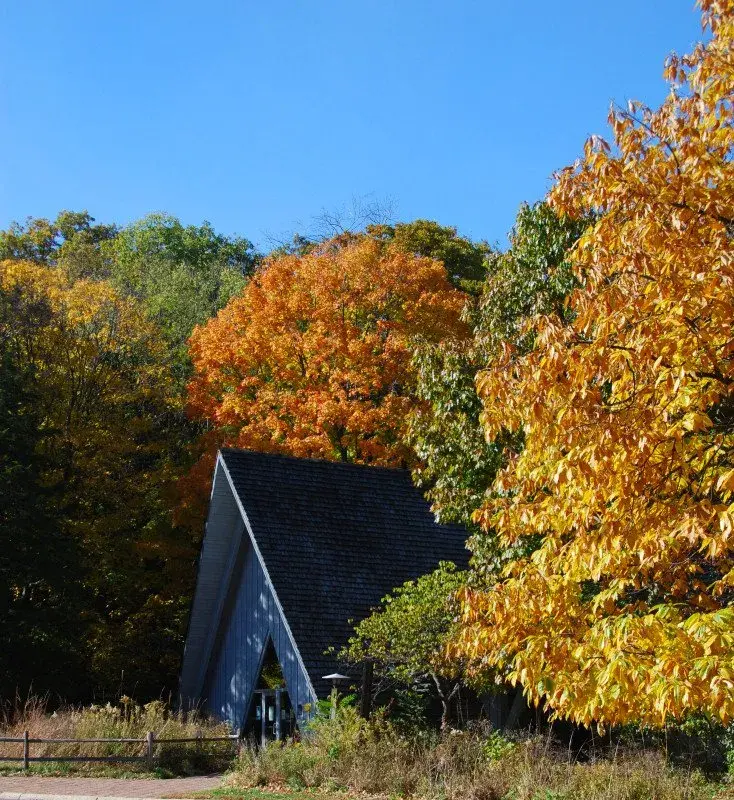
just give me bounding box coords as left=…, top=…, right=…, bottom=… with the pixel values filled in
left=0, top=1, right=704, bottom=250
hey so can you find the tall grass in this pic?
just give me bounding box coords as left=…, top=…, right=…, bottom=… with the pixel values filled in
left=0, top=696, right=233, bottom=775
left=229, top=707, right=726, bottom=799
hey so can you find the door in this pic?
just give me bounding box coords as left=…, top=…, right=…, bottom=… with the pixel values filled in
left=246, top=688, right=295, bottom=745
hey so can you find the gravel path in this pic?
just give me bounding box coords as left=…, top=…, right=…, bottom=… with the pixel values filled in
left=0, top=774, right=223, bottom=799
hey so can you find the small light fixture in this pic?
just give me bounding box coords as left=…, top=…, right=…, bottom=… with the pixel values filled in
left=322, top=673, right=351, bottom=719
left=322, top=673, right=351, bottom=684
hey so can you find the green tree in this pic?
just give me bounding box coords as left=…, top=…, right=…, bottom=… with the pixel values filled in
left=0, top=210, right=118, bottom=280
left=342, top=562, right=467, bottom=728
left=0, top=259, right=194, bottom=700
left=0, top=211, right=260, bottom=381
left=105, top=213, right=258, bottom=376
left=408, top=203, right=589, bottom=557
left=479, top=201, right=588, bottom=353
left=0, top=210, right=259, bottom=699
left=0, top=285, right=84, bottom=700
left=368, top=219, right=491, bottom=293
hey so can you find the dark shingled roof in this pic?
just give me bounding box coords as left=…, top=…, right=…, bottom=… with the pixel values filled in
left=220, top=448, right=469, bottom=698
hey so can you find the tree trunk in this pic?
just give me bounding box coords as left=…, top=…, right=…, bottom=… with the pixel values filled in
left=432, top=673, right=460, bottom=730
left=359, top=661, right=373, bottom=719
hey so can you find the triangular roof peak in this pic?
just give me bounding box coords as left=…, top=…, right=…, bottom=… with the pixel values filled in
left=181, top=448, right=468, bottom=706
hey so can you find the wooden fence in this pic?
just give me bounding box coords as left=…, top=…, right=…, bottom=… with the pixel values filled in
left=0, top=731, right=241, bottom=769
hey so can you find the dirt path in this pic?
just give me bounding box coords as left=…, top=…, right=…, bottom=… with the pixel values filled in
left=0, top=774, right=223, bottom=799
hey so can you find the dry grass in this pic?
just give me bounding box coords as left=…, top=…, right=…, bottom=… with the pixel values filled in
left=227, top=709, right=728, bottom=800
left=0, top=696, right=234, bottom=775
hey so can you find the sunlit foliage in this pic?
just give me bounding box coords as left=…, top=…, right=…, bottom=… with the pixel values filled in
left=409, top=203, right=587, bottom=538
left=187, top=236, right=467, bottom=465
left=455, top=0, right=734, bottom=727
left=342, top=562, right=467, bottom=728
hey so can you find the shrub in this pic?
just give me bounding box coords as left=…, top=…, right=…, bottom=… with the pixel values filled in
left=227, top=707, right=723, bottom=800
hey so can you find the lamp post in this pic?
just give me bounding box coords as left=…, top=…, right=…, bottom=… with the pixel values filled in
left=322, top=673, right=350, bottom=719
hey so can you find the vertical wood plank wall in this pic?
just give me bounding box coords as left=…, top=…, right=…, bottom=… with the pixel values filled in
left=180, top=460, right=244, bottom=702
left=202, top=534, right=315, bottom=732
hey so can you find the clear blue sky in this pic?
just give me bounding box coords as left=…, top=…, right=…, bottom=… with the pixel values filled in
left=0, top=1, right=705, bottom=250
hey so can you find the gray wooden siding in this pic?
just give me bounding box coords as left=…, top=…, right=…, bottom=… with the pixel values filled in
left=180, top=458, right=244, bottom=703
left=202, top=536, right=315, bottom=730
left=181, top=453, right=316, bottom=732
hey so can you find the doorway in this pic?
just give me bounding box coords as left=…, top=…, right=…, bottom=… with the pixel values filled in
left=246, top=687, right=295, bottom=745
left=244, top=638, right=295, bottom=745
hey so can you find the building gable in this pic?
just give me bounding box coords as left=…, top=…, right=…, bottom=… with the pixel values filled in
left=180, top=449, right=469, bottom=729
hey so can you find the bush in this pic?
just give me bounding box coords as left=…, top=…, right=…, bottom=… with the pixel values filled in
left=227, top=707, right=724, bottom=800
left=609, top=717, right=734, bottom=776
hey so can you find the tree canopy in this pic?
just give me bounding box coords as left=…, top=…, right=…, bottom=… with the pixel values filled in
left=342, top=562, right=467, bottom=728
left=0, top=210, right=258, bottom=382
left=409, top=202, right=588, bottom=539
left=0, top=284, right=84, bottom=699
left=0, top=210, right=117, bottom=266
left=454, top=0, right=734, bottom=728
left=368, top=219, right=491, bottom=293
left=187, top=236, right=468, bottom=466
left=0, top=258, right=191, bottom=698
left=104, top=213, right=258, bottom=378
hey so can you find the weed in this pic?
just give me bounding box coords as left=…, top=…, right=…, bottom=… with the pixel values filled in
left=0, top=695, right=233, bottom=775
left=226, top=709, right=725, bottom=800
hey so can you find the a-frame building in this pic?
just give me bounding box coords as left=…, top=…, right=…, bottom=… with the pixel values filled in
left=180, top=448, right=468, bottom=736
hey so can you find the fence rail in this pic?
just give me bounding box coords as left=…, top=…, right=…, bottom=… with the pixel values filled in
left=0, top=731, right=241, bottom=769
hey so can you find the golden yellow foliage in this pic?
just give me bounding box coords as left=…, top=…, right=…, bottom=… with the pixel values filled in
left=0, top=259, right=174, bottom=538
left=454, top=1, right=734, bottom=726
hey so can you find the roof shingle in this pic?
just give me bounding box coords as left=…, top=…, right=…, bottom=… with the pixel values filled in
left=220, top=448, right=469, bottom=696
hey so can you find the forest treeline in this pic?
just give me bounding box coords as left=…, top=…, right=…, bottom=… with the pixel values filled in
left=0, top=212, right=258, bottom=699
left=0, top=208, right=503, bottom=701
left=1, top=0, right=732, bottom=730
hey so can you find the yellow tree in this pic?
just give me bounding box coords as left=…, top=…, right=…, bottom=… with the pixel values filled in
left=0, top=259, right=187, bottom=696
left=0, top=260, right=173, bottom=521
left=187, top=237, right=467, bottom=467
left=455, top=0, right=734, bottom=727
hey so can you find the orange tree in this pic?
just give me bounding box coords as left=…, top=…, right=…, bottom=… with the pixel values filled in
left=454, top=0, right=734, bottom=727
left=187, top=236, right=467, bottom=466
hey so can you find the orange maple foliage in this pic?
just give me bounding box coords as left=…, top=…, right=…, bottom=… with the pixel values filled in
left=455, top=1, right=734, bottom=726
left=187, top=237, right=467, bottom=466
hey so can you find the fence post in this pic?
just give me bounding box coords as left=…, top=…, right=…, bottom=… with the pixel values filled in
left=22, top=731, right=29, bottom=770
left=146, top=731, right=154, bottom=769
